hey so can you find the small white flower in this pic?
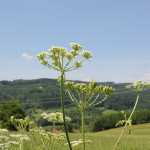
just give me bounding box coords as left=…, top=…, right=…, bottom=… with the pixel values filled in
left=0, top=136, right=9, bottom=141
left=20, top=136, right=30, bottom=142
left=65, top=117, right=71, bottom=122
left=8, top=141, right=20, bottom=146
left=10, top=134, right=22, bottom=138
left=0, top=129, right=8, bottom=133
left=10, top=134, right=28, bottom=138
left=0, top=143, right=10, bottom=149
left=65, top=139, right=92, bottom=147
left=41, top=112, right=47, bottom=117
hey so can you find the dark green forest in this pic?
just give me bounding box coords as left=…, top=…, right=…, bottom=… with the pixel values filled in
left=0, top=78, right=150, bottom=111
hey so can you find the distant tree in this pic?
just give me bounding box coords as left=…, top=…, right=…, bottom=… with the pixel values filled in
left=0, top=100, right=26, bottom=130
left=91, top=109, right=150, bottom=132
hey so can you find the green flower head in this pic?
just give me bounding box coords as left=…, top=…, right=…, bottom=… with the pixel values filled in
left=65, top=81, right=74, bottom=91
left=82, top=50, right=93, bottom=60
left=89, top=79, right=97, bottom=91
left=70, top=43, right=83, bottom=51
left=37, top=52, right=48, bottom=60
left=37, top=43, right=92, bottom=73
left=74, top=61, right=83, bottom=68
left=126, top=80, right=150, bottom=92
left=103, top=86, right=115, bottom=96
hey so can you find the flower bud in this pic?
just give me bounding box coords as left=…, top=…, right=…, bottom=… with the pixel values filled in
left=66, top=53, right=73, bottom=60
left=70, top=43, right=83, bottom=51
left=37, top=52, right=48, bottom=60
left=74, top=61, right=83, bottom=68
left=70, top=50, right=79, bottom=57
left=60, top=48, right=67, bottom=57
left=57, top=76, right=66, bottom=84
left=97, top=85, right=103, bottom=94
left=81, top=50, right=93, bottom=60
left=40, top=60, right=49, bottom=66
left=65, top=81, right=74, bottom=91
left=103, top=86, right=115, bottom=96
left=89, top=79, right=97, bottom=91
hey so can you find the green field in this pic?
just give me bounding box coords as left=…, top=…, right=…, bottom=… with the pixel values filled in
left=68, top=123, right=150, bottom=150
left=3, top=123, right=150, bottom=150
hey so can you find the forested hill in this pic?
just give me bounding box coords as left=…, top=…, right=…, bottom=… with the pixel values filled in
left=0, top=78, right=150, bottom=110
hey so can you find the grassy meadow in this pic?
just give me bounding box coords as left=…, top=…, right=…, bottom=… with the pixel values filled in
left=68, top=123, right=150, bottom=150
left=6, top=123, right=150, bottom=150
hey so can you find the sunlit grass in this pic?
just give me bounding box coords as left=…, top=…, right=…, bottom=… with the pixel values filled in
left=67, top=123, right=150, bottom=150
left=4, top=123, right=150, bottom=150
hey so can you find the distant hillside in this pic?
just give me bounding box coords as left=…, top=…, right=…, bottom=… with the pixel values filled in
left=0, top=78, right=150, bottom=110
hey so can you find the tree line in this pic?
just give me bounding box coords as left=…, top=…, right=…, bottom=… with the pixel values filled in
left=91, top=109, right=150, bottom=132
left=0, top=78, right=150, bottom=110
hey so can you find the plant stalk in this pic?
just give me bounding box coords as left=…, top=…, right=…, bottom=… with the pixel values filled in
left=60, top=73, right=72, bottom=150
left=81, top=109, right=85, bottom=150
left=113, top=93, right=140, bottom=150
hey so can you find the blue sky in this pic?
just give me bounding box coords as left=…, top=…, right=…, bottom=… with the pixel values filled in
left=0, top=0, right=150, bottom=83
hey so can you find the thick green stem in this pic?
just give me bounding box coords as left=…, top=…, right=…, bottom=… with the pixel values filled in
left=81, top=109, right=85, bottom=150
left=60, top=73, right=72, bottom=150
left=113, top=93, right=140, bottom=150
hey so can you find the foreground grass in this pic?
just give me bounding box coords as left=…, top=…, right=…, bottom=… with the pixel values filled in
left=68, top=123, right=150, bottom=150
left=6, top=123, right=150, bottom=150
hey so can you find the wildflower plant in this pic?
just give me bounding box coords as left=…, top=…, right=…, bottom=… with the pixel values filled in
left=113, top=80, right=150, bottom=150
left=41, top=112, right=71, bottom=126
left=37, top=43, right=92, bottom=150
left=9, top=116, right=34, bottom=150
left=0, top=128, right=21, bottom=150
left=10, top=116, right=34, bottom=133
left=115, top=111, right=133, bottom=134
left=29, top=128, right=65, bottom=150
left=0, top=130, right=9, bottom=150
left=65, top=79, right=115, bottom=150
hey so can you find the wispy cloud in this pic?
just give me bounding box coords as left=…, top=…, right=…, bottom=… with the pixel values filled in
left=81, top=78, right=91, bottom=82
left=22, top=53, right=33, bottom=60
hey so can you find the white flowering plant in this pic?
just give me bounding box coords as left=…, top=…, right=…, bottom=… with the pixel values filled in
left=37, top=43, right=92, bottom=72
left=65, top=79, right=115, bottom=150
left=37, top=43, right=92, bottom=150
left=10, top=116, right=35, bottom=133
left=41, top=112, right=71, bottom=126
left=29, top=128, right=65, bottom=150
left=113, top=80, right=150, bottom=150
left=0, top=128, right=30, bottom=150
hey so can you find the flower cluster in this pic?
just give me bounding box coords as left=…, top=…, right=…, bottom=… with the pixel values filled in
left=0, top=142, right=10, bottom=150
left=41, top=112, right=71, bottom=125
left=10, top=116, right=35, bottom=132
left=37, top=43, right=92, bottom=72
left=65, top=139, right=92, bottom=147
left=126, top=80, right=150, bottom=92
left=0, top=135, right=9, bottom=142
left=0, top=132, right=29, bottom=150
left=65, top=79, right=115, bottom=109
left=29, top=128, right=65, bottom=141
left=0, top=129, right=8, bottom=133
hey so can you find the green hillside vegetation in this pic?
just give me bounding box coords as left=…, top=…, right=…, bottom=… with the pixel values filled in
left=0, top=78, right=150, bottom=110
left=91, top=109, right=150, bottom=132
left=0, top=79, right=150, bottom=150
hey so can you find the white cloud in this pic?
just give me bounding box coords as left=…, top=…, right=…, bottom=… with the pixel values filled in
left=81, top=78, right=91, bottom=82
left=22, top=53, right=33, bottom=60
